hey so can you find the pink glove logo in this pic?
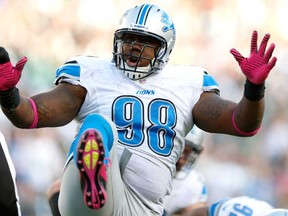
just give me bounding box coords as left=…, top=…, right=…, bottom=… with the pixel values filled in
left=230, top=31, right=277, bottom=85
left=0, top=57, right=27, bottom=91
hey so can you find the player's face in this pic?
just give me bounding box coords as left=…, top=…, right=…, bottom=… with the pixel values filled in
left=121, top=33, right=161, bottom=67
left=176, top=145, right=194, bottom=171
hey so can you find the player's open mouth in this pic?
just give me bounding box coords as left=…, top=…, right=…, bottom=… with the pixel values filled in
left=126, top=56, right=139, bottom=67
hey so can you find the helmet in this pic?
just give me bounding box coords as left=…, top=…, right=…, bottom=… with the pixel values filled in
left=265, top=209, right=288, bottom=216
left=113, top=4, right=176, bottom=80
left=184, top=126, right=204, bottom=169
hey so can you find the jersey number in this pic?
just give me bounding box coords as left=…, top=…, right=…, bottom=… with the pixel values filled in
left=112, top=96, right=177, bottom=156
left=229, top=203, right=253, bottom=216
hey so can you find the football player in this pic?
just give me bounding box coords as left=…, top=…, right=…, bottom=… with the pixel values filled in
left=0, top=3, right=277, bottom=216
left=45, top=127, right=207, bottom=216
left=163, top=126, right=208, bottom=216
left=184, top=196, right=274, bottom=216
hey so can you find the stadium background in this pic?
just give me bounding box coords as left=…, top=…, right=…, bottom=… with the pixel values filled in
left=0, top=0, right=287, bottom=215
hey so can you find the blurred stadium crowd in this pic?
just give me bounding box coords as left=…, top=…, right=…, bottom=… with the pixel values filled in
left=0, top=0, right=287, bottom=215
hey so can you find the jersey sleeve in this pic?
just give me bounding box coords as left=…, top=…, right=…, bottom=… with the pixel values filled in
left=193, top=66, right=220, bottom=95
left=202, top=72, right=220, bottom=95
left=209, top=196, right=274, bottom=216
left=209, top=198, right=230, bottom=216
left=186, top=171, right=208, bottom=204
left=54, top=57, right=82, bottom=86
left=179, top=65, right=220, bottom=95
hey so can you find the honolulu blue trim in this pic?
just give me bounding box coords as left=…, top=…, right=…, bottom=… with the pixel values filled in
left=56, top=64, right=81, bottom=79
left=209, top=202, right=218, bottom=216
left=208, top=198, right=229, bottom=216
left=202, top=185, right=208, bottom=195
left=203, top=74, right=219, bottom=87
left=137, top=4, right=153, bottom=25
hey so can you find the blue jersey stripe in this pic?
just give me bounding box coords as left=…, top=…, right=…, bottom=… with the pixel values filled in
left=203, top=74, right=219, bottom=87
left=56, top=64, right=81, bottom=79
left=138, top=4, right=152, bottom=25
left=209, top=198, right=230, bottom=216
left=202, top=185, right=208, bottom=195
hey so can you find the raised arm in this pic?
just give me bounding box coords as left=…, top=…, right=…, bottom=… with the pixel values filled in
left=0, top=47, right=86, bottom=128
left=193, top=31, right=277, bottom=136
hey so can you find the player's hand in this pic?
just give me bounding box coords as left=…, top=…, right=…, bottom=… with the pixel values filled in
left=230, top=31, right=277, bottom=85
left=0, top=47, right=27, bottom=91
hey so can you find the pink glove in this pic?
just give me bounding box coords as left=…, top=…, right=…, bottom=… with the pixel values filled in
left=0, top=47, right=27, bottom=91
left=230, top=31, right=277, bottom=85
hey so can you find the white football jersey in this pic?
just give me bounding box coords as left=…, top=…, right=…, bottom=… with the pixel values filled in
left=210, top=196, right=274, bottom=216
left=163, top=169, right=208, bottom=216
left=55, top=56, right=219, bottom=214
left=264, top=209, right=288, bottom=216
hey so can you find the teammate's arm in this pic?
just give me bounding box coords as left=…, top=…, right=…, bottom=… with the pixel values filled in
left=174, top=202, right=208, bottom=216
left=182, top=206, right=209, bottom=216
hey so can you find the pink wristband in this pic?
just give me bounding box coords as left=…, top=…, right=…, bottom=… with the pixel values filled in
left=232, top=109, right=260, bottom=136
left=28, top=98, right=38, bottom=129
